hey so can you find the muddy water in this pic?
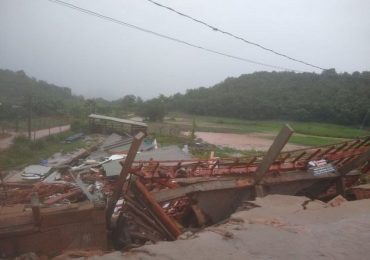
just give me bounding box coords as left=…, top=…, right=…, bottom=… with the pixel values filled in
left=195, top=131, right=305, bottom=151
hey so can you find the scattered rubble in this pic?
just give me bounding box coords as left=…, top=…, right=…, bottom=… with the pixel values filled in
left=0, top=123, right=369, bottom=258
left=88, top=195, right=370, bottom=260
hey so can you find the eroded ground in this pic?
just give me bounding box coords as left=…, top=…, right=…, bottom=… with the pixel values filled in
left=89, top=195, right=370, bottom=260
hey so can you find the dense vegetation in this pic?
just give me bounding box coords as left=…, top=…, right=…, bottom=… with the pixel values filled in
left=1, top=69, right=369, bottom=126
left=0, top=69, right=165, bottom=123
left=167, top=70, right=370, bottom=126
left=0, top=69, right=85, bottom=121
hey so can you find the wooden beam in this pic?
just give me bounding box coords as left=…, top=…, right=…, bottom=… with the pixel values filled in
left=106, top=132, right=145, bottom=224
left=355, top=136, right=370, bottom=148
left=338, top=147, right=370, bottom=176
left=292, top=151, right=306, bottom=163
left=135, top=179, right=181, bottom=238
left=254, top=124, right=294, bottom=184
left=305, top=149, right=321, bottom=162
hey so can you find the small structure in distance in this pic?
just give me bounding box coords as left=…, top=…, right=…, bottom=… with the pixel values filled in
left=88, top=114, right=147, bottom=136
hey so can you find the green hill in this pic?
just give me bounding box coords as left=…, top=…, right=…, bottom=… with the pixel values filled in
left=0, top=69, right=84, bottom=120
left=169, top=70, right=370, bottom=125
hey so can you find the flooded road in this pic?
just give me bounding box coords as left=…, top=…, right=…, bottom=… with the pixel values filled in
left=195, top=131, right=305, bottom=151
left=0, top=125, right=71, bottom=151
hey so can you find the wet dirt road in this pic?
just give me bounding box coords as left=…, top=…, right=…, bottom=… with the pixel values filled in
left=0, top=125, right=70, bottom=151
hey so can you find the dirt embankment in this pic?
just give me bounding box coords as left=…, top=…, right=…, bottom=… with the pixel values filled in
left=195, top=131, right=305, bottom=151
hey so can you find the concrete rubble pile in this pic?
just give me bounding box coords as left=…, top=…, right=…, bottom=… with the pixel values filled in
left=100, top=195, right=370, bottom=260
left=1, top=127, right=370, bottom=258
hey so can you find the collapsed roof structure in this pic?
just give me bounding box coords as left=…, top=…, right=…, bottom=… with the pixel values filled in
left=1, top=125, right=370, bottom=257
left=88, top=114, right=148, bottom=136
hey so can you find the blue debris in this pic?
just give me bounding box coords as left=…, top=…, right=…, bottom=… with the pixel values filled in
left=65, top=133, right=84, bottom=143
left=39, top=159, right=48, bottom=166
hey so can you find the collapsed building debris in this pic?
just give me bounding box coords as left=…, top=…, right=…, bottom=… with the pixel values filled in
left=1, top=125, right=370, bottom=257
left=106, top=195, right=370, bottom=260
left=108, top=126, right=370, bottom=249
left=88, top=114, right=148, bottom=136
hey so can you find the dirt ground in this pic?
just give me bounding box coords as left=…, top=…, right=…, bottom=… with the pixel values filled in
left=0, top=125, right=70, bottom=151
left=90, top=195, right=370, bottom=260
left=0, top=131, right=18, bottom=151
left=195, top=131, right=305, bottom=151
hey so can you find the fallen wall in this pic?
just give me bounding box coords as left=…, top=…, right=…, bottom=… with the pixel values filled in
left=0, top=202, right=106, bottom=258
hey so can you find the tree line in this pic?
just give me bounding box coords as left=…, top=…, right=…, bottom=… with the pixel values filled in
left=1, top=69, right=369, bottom=125
left=166, top=69, right=370, bottom=125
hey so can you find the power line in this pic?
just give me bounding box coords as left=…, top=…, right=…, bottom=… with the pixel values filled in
left=48, top=0, right=303, bottom=72
left=144, top=0, right=327, bottom=71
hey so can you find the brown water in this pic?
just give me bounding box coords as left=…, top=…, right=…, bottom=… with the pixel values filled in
left=195, top=131, right=305, bottom=151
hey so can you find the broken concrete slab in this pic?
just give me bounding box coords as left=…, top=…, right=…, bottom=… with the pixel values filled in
left=87, top=196, right=370, bottom=260
left=23, top=165, right=52, bottom=176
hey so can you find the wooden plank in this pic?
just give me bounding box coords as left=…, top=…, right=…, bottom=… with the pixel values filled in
left=153, top=178, right=254, bottom=203
left=135, top=179, right=181, bottom=238
left=254, top=124, right=294, bottom=184
left=338, top=147, right=370, bottom=175
left=106, top=132, right=145, bottom=224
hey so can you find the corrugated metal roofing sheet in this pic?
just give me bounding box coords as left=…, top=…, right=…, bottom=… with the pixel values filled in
left=89, top=114, right=148, bottom=127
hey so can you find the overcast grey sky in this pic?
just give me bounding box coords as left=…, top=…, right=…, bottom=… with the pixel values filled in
left=1, top=0, right=369, bottom=100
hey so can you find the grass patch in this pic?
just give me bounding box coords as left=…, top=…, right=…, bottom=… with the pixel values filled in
left=288, top=122, right=367, bottom=138
left=0, top=131, right=85, bottom=170
left=289, top=134, right=344, bottom=146
left=152, top=134, right=189, bottom=146
left=190, top=144, right=262, bottom=159
left=166, top=113, right=369, bottom=139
